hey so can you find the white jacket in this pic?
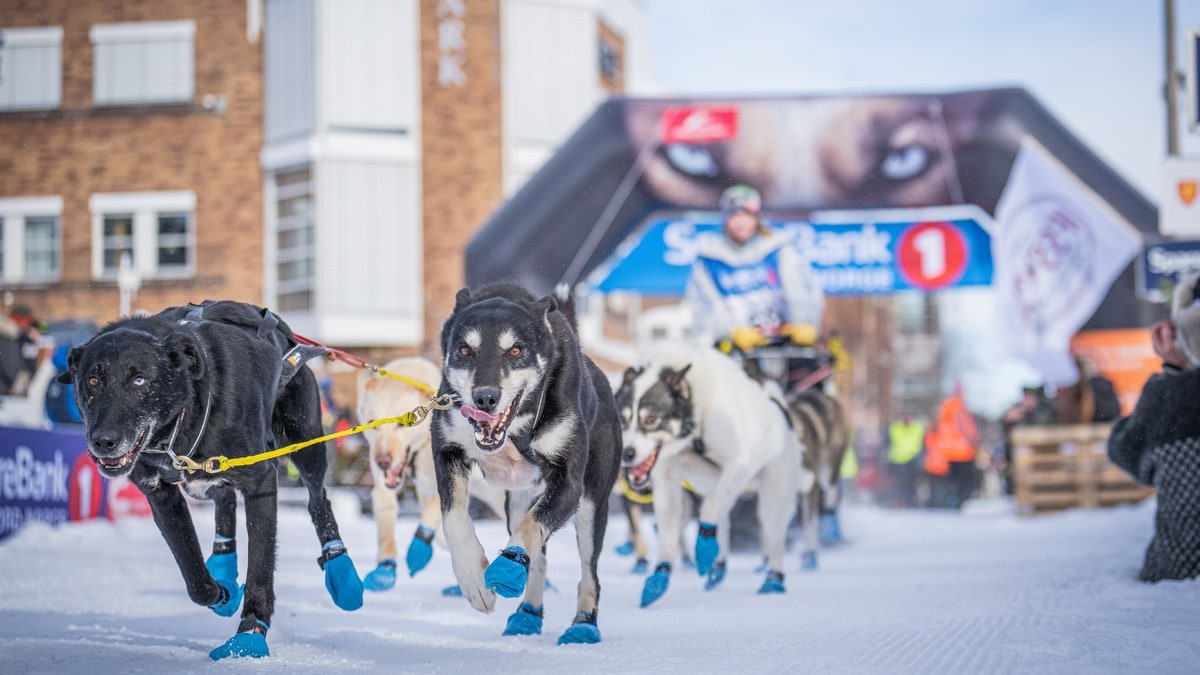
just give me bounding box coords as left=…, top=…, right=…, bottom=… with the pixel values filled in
left=685, top=227, right=824, bottom=341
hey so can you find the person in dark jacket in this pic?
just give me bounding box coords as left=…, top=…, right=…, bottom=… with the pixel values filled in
left=1108, top=272, right=1200, bottom=582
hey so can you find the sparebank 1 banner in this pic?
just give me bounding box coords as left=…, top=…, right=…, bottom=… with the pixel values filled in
left=592, top=205, right=994, bottom=296
left=0, top=426, right=107, bottom=541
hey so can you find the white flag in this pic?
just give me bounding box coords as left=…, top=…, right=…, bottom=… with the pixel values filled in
left=993, top=138, right=1142, bottom=385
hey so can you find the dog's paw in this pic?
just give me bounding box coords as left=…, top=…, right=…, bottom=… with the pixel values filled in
left=452, top=555, right=495, bottom=613
left=640, top=562, right=671, bottom=608
left=694, top=522, right=718, bottom=576
left=502, top=602, right=544, bottom=636
left=406, top=526, right=435, bottom=576
left=557, top=611, right=601, bottom=645
left=319, top=541, right=364, bottom=611
left=704, top=560, right=727, bottom=591
left=362, top=559, right=397, bottom=592
left=484, top=546, right=529, bottom=598
left=205, top=551, right=239, bottom=587
left=614, top=541, right=635, bottom=557
left=207, top=578, right=243, bottom=617
left=441, top=584, right=463, bottom=597
left=208, top=622, right=269, bottom=660
left=801, top=549, right=819, bottom=571
left=758, top=570, right=786, bottom=595
left=631, top=558, right=648, bottom=575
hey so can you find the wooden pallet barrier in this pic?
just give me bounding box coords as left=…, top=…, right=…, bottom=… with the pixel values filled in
left=1011, top=423, right=1155, bottom=515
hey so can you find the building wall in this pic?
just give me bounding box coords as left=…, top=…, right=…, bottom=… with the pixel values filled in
left=419, top=0, right=504, bottom=351
left=0, top=0, right=264, bottom=323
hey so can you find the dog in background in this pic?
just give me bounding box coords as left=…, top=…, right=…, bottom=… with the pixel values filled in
left=790, top=387, right=850, bottom=562
left=59, top=301, right=363, bottom=660
left=356, top=356, right=506, bottom=590
left=430, top=283, right=621, bottom=645
left=619, top=342, right=813, bottom=607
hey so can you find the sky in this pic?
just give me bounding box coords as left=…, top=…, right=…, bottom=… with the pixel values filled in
left=1, top=492, right=1197, bottom=672
left=638, top=0, right=1191, bottom=205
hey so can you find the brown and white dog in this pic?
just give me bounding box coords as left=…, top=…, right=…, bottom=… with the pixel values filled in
left=356, top=356, right=504, bottom=591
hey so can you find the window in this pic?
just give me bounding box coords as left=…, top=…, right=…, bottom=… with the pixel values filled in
left=90, top=191, right=195, bottom=280
left=90, top=21, right=194, bottom=106
left=0, top=196, right=62, bottom=283
left=274, top=167, right=314, bottom=311
left=0, top=26, right=63, bottom=111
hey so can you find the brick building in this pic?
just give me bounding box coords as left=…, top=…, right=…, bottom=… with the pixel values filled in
left=0, top=0, right=644, bottom=358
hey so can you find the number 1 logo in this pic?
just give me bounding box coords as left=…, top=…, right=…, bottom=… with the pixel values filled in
left=897, top=221, right=968, bottom=290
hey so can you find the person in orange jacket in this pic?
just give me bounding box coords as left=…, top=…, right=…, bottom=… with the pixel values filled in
left=925, top=383, right=979, bottom=508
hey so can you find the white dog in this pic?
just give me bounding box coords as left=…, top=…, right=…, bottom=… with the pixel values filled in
left=619, top=342, right=815, bottom=607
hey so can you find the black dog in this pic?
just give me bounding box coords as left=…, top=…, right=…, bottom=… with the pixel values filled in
left=59, top=301, right=363, bottom=660
left=431, top=283, right=621, bottom=644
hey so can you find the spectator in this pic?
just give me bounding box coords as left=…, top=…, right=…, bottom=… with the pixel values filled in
left=8, top=305, right=49, bottom=396
left=0, top=312, right=22, bottom=395
left=887, top=412, right=925, bottom=508
left=1000, top=384, right=1058, bottom=493
left=1107, top=273, right=1200, bottom=582
left=925, top=383, right=979, bottom=509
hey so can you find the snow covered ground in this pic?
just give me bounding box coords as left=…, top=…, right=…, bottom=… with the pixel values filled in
left=0, top=491, right=1196, bottom=674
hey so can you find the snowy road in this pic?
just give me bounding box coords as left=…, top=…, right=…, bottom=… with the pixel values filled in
left=0, top=493, right=1196, bottom=673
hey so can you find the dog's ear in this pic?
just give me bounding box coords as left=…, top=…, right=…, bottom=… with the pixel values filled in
left=453, top=287, right=473, bottom=312
left=622, top=366, right=643, bottom=384
left=661, top=364, right=692, bottom=401
left=164, top=333, right=205, bottom=381
left=55, top=345, right=85, bottom=384
left=533, top=294, right=558, bottom=318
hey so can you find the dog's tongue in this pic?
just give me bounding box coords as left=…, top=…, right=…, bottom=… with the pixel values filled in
left=461, top=405, right=500, bottom=426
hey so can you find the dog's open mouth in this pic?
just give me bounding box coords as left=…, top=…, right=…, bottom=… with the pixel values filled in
left=89, top=426, right=150, bottom=475
left=460, top=393, right=522, bottom=451
left=624, top=445, right=660, bottom=490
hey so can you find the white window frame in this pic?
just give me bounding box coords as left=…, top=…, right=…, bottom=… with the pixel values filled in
left=90, top=191, right=196, bottom=280
left=0, top=196, right=63, bottom=283
left=0, top=26, right=63, bottom=111
left=271, top=166, right=315, bottom=313
left=90, top=20, right=195, bottom=106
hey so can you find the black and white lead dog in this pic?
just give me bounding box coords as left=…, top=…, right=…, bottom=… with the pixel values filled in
left=59, top=301, right=363, bottom=660
left=430, top=283, right=621, bottom=644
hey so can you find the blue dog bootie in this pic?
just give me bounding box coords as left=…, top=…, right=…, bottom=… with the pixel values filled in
left=206, top=545, right=238, bottom=587
left=801, top=549, right=819, bottom=571
left=557, top=610, right=601, bottom=645
left=503, top=601, right=544, bottom=636
left=758, top=569, right=786, bottom=595
left=820, top=511, right=843, bottom=545
left=704, top=560, right=727, bottom=591
left=484, top=546, right=530, bottom=598
left=363, top=559, right=397, bottom=592
left=209, top=620, right=269, bottom=660
left=559, top=607, right=604, bottom=643
left=319, top=539, right=364, bottom=611
left=640, top=562, right=672, bottom=608
left=406, top=525, right=436, bottom=577
left=695, top=522, right=718, bottom=576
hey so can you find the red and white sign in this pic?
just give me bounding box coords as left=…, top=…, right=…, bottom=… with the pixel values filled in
left=1161, top=158, right=1200, bottom=236
left=896, top=221, right=968, bottom=290
left=660, top=106, right=739, bottom=144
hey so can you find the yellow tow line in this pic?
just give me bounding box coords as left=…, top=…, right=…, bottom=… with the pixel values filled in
left=172, top=393, right=455, bottom=475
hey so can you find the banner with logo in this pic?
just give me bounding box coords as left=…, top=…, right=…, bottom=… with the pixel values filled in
left=659, top=106, right=739, bottom=144
left=591, top=205, right=994, bottom=296
left=993, top=138, right=1143, bottom=385
left=0, top=426, right=108, bottom=541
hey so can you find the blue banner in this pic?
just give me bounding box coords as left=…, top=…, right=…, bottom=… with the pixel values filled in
left=0, top=426, right=106, bottom=541
left=1136, top=239, right=1200, bottom=303
left=592, top=205, right=995, bottom=296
